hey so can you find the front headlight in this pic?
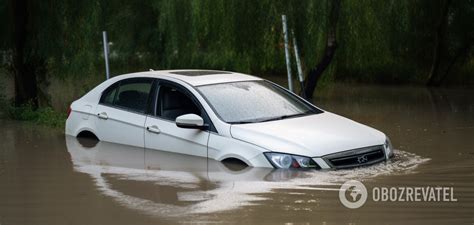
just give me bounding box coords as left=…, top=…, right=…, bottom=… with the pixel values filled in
left=264, top=152, right=320, bottom=169
left=384, top=138, right=394, bottom=159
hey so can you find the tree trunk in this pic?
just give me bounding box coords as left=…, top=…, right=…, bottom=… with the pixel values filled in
left=304, top=0, right=341, bottom=100
left=438, top=41, right=472, bottom=85
left=426, top=0, right=452, bottom=86
left=12, top=0, right=39, bottom=108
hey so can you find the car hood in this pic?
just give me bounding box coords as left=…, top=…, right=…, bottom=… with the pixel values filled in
left=230, top=112, right=386, bottom=157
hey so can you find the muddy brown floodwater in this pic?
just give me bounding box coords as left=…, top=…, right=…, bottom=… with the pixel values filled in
left=1, top=84, right=473, bottom=225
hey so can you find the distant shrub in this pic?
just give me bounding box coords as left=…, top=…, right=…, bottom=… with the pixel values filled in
left=8, top=104, right=66, bottom=128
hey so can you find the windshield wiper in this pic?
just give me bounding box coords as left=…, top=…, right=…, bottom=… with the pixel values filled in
left=229, top=120, right=260, bottom=124
left=258, top=112, right=311, bottom=123
left=230, top=111, right=313, bottom=124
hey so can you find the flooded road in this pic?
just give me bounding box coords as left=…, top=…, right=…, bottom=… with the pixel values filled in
left=1, top=84, right=473, bottom=225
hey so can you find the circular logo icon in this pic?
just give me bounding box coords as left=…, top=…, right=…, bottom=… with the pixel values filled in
left=339, top=180, right=368, bottom=209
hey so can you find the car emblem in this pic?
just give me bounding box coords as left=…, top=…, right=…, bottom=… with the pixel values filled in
left=357, top=155, right=368, bottom=164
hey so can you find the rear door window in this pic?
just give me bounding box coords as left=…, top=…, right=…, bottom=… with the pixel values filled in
left=100, top=78, right=153, bottom=113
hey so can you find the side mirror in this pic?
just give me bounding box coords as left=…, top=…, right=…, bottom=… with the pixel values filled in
left=176, top=114, right=208, bottom=129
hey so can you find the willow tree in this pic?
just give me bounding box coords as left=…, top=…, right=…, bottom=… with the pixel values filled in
left=2, top=0, right=101, bottom=107
left=426, top=0, right=474, bottom=86
left=304, top=0, right=341, bottom=99
left=9, top=0, right=41, bottom=107
left=2, top=0, right=473, bottom=109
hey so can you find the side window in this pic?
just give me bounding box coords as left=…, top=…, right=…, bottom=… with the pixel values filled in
left=115, top=79, right=153, bottom=113
left=157, top=84, right=201, bottom=121
left=100, top=84, right=119, bottom=105
left=100, top=78, right=153, bottom=113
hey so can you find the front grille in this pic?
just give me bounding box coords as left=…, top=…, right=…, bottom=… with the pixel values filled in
left=322, top=146, right=386, bottom=169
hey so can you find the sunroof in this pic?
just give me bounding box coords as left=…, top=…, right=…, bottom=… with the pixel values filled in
left=169, top=70, right=232, bottom=76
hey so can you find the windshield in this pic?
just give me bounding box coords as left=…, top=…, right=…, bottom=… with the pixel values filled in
left=197, top=81, right=322, bottom=124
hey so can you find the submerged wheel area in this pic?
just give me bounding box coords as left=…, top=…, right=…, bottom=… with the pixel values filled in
left=76, top=130, right=99, bottom=148
left=221, top=158, right=249, bottom=171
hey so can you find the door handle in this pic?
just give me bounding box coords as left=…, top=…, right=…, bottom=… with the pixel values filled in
left=146, top=125, right=161, bottom=134
left=97, top=112, right=108, bottom=120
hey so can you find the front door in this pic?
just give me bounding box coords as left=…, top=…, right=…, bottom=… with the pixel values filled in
left=144, top=81, right=209, bottom=157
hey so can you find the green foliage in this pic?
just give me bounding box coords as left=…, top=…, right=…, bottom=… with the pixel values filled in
left=0, top=0, right=472, bottom=127
left=97, top=0, right=472, bottom=84
left=7, top=104, right=66, bottom=128
left=1, top=0, right=474, bottom=88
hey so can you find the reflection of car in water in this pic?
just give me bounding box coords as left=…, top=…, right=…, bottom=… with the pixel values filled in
left=66, top=136, right=424, bottom=216
left=65, top=136, right=316, bottom=215
left=66, top=136, right=304, bottom=183
left=66, top=70, right=393, bottom=169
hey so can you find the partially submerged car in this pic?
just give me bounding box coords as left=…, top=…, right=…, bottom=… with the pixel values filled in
left=65, top=70, right=394, bottom=169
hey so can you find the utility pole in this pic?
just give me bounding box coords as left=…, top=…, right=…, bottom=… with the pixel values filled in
left=281, top=15, right=293, bottom=92
left=292, top=30, right=306, bottom=99
left=102, top=31, right=110, bottom=80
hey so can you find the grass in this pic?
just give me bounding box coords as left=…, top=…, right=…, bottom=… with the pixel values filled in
left=0, top=73, right=66, bottom=128
left=2, top=104, right=66, bottom=128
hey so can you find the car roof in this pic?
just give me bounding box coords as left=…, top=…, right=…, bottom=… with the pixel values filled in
left=114, top=70, right=263, bottom=86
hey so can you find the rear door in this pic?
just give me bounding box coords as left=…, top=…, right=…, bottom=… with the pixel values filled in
left=94, top=78, right=155, bottom=147
left=144, top=80, right=211, bottom=157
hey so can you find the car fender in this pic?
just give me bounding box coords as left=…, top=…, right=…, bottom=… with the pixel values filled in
left=208, top=133, right=273, bottom=168
left=66, top=109, right=98, bottom=138
left=216, top=154, right=252, bottom=167
left=74, top=126, right=98, bottom=138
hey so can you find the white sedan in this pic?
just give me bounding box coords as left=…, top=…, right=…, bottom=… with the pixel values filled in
left=65, top=70, right=394, bottom=169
